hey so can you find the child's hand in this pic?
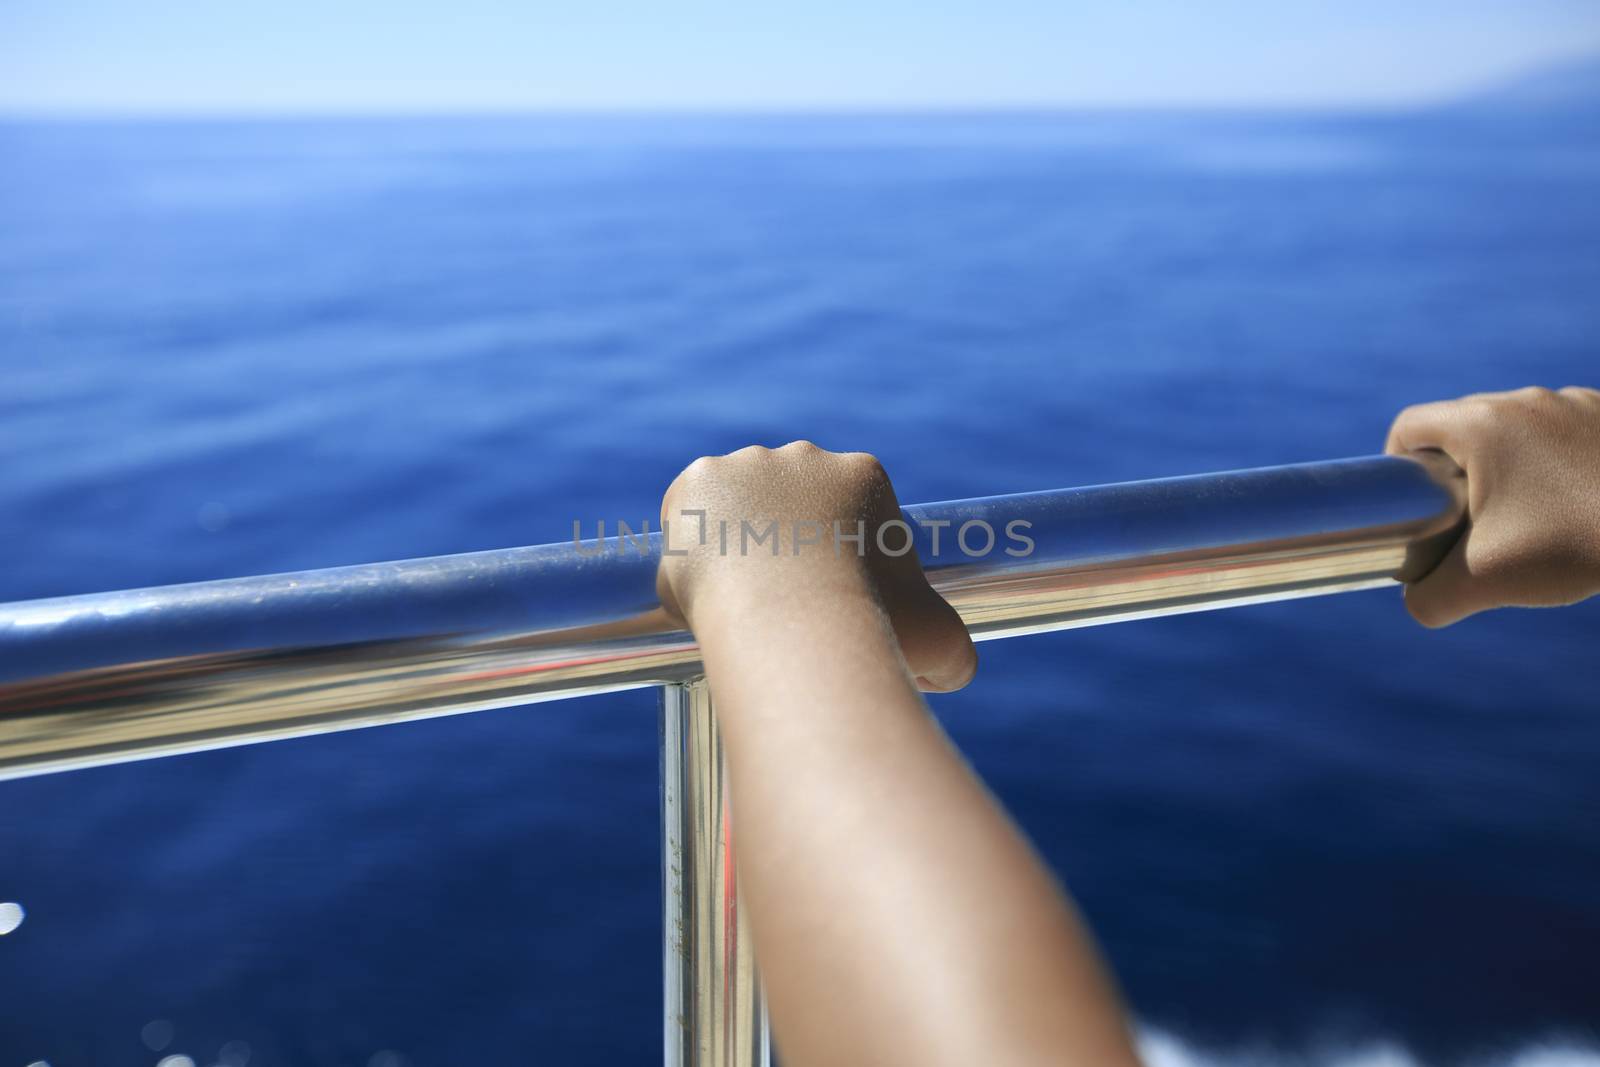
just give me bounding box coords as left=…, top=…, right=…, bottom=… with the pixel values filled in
left=657, top=441, right=977, bottom=692
left=1385, top=386, right=1600, bottom=627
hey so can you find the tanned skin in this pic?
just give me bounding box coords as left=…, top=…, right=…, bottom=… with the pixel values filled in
left=657, top=442, right=1142, bottom=1067
left=653, top=388, right=1596, bottom=1065
left=1386, top=386, right=1600, bottom=627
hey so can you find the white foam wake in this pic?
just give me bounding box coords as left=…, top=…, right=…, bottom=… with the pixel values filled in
left=1138, top=1027, right=1600, bottom=1067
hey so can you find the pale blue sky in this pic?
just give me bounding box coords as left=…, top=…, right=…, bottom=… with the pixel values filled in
left=4, top=0, right=1600, bottom=114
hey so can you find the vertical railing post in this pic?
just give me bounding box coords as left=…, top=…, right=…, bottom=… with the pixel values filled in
left=661, top=680, right=770, bottom=1067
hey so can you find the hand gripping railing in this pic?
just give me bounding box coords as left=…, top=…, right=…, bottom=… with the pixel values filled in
left=0, top=454, right=1466, bottom=1067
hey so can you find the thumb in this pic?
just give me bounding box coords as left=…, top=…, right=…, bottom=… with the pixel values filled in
left=1402, top=534, right=1497, bottom=628
left=889, top=583, right=979, bottom=693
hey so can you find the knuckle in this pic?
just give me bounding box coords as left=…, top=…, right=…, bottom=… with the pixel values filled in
left=678, top=454, right=721, bottom=486
left=1454, top=395, right=1506, bottom=435
left=1509, top=385, right=1558, bottom=413
left=842, top=451, right=886, bottom=476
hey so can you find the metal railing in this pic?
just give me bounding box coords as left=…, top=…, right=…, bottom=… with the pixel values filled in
left=0, top=453, right=1465, bottom=1067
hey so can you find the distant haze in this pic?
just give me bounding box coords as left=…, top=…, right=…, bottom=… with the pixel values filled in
left=1461, top=54, right=1600, bottom=110
left=3, top=0, right=1600, bottom=115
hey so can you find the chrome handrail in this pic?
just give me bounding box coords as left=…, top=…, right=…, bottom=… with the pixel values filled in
left=0, top=453, right=1465, bottom=1067
left=0, top=453, right=1463, bottom=782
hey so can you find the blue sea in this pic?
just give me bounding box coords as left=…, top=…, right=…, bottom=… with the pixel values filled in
left=1, top=110, right=1598, bottom=1066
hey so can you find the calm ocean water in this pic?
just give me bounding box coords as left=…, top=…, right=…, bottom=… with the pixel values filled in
left=1, top=111, right=1598, bottom=1066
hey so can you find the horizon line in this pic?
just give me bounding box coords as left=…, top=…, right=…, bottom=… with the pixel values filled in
left=0, top=97, right=1456, bottom=123
left=6, top=47, right=1596, bottom=124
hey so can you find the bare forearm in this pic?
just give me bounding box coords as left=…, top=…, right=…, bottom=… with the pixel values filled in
left=696, top=589, right=1140, bottom=1067
left=658, top=443, right=1138, bottom=1064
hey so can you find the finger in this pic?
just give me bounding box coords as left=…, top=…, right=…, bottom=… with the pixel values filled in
left=1384, top=398, right=1482, bottom=462
left=655, top=564, right=688, bottom=628
left=1401, top=533, right=1498, bottom=628
left=660, top=455, right=713, bottom=524
left=891, top=584, right=978, bottom=693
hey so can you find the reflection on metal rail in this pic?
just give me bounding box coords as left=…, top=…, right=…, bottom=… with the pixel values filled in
left=0, top=453, right=1465, bottom=1067
left=0, top=454, right=1463, bottom=780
